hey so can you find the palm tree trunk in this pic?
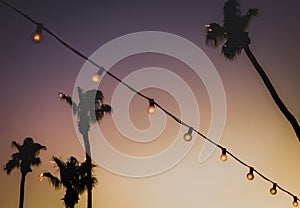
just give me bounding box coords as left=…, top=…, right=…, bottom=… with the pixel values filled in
left=82, top=131, right=92, bottom=208
left=19, top=173, right=26, bottom=208
left=86, top=153, right=92, bottom=208
left=244, top=45, right=300, bottom=141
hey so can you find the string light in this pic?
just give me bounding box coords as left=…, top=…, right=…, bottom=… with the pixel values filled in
left=1, top=0, right=299, bottom=206
left=183, top=127, right=193, bottom=141
left=92, top=67, right=105, bottom=83
left=147, top=99, right=156, bottom=114
left=293, top=196, right=299, bottom=207
left=270, top=183, right=277, bottom=195
left=247, top=167, right=254, bottom=180
left=31, top=23, right=43, bottom=43
left=39, top=173, right=44, bottom=181
left=58, top=93, right=64, bottom=98
left=220, top=148, right=227, bottom=161
left=92, top=73, right=101, bottom=83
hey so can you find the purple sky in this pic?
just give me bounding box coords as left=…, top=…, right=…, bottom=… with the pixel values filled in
left=0, top=1, right=299, bottom=208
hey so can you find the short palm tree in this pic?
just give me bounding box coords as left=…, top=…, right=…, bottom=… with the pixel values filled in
left=4, top=137, right=46, bottom=208
left=41, top=156, right=97, bottom=208
left=59, top=87, right=112, bottom=208
left=205, top=0, right=300, bottom=141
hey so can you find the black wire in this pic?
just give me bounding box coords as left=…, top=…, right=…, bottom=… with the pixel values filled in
left=0, top=0, right=298, bottom=203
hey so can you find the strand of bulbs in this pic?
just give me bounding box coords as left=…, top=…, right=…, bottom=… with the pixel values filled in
left=145, top=98, right=299, bottom=207
left=31, top=23, right=299, bottom=207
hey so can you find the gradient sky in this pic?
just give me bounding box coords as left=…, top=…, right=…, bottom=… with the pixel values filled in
left=0, top=0, right=299, bottom=208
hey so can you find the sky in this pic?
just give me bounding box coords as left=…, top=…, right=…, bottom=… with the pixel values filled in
left=0, top=0, right=300, bottom=208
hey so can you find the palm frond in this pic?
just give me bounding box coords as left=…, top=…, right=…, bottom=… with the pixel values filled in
left=32, top=143, right=47, bottom=155
left=23, top=137, right=34, bottom=146
left=42, top=172, right=62, bottom=189
left=95, top=90, right=104, bottom=103
left=11, top=141, right=21, bottom=151
left=31, top=157, right=42, bottom=166
left=79, top=160, right=98, bottom=190
left=95, top=104, right=112, bottom=121
left=80, top=175, right=98, bottom=189
left=242, top=8, right=259, bottom=29
left=222, top=41, right=243, bottom=60
left=4, top=158, right=19, bottom=174
left=223, top=0, right=241, bottom=19
left=52, top=156, right=67, bottom=181
left=58, top=93, right=73, bottom=106
left=62, top=188, right=79, bottom=207
left=205, top=23, right=226, bottom=47
left=58, top=92, right=78, bottom=114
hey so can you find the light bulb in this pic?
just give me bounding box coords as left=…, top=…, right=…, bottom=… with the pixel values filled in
left=92, top=73, right=101, bottom=83
left=184, top=127, right=193, bottom=142
left=32, top=32, right=42, bottom=43
left=293, top=196, right=299, bottom=207
left=39, top=173, right=44, bottom=181
left=31, top=23, right=43, bottom=43
left=270, top=183, right=277, bottom=195
left=246, top=167, right=254, bottom=180
left=220, top=148, right=227, bottom=161
left=147, top=99, right=156, bottom=114
left=58, top=93, right=64, bottom=98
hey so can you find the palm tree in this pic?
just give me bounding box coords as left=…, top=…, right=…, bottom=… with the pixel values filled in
left=205, top=0, right=300, bottom=141
left=4, top=137, right=46, bottom=208
left=41, top=156, right=97, bottom=208
left=59, top=87, right=112, bottom=208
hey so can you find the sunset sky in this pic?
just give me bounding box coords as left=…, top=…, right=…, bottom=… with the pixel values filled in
left=0, top=0, right=299, bottom=208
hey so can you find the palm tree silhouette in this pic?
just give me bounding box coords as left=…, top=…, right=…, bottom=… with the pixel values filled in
left=41, top=156, right=97, bottom=208
left=59, top=87, right=111, bottom=208
left=205, top=0, right=300, bottom=141
left=4, top=137, right=46, bottom=208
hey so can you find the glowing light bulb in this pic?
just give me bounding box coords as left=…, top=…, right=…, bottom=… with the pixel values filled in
left=247, top=167, right=254, bottom=180
left=220, top=148, right=227, bottom=161
left=92, top=73, right=101, bottom=83
left=293, top=196, right=299, bottom=207
left=147, top=99, right=156, bottom=114
left=32, top=33, right=42, bottom=43
left=184, top=127, right=193, bottom=142
left=39, top=173, right=44, bottom=181
left=31, top=23, right=43, bottom=43
left=58, top=93, right=64, bottom=98
left=270, top=183, right=277, bottom=195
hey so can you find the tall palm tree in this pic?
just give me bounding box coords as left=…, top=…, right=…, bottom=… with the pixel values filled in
left=41, top=156, right=97, bottom=208
left=205, top=0, right=300, bottom=141
left=4, top=137, right=46, bottom=208
left=59, top=87, right=112, bottom=208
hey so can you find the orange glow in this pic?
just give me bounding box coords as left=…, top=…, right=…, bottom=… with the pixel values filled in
left=92, top=73, right=101, bottom=83
left=293, top=201, right=299, bottom=207
left=220, top=153, right=227, bottom=161
left=147, top=105, right=156, bottom=114
left=183, top=132, right=192, bottom=141
left=247, top=172, right=254, bottom=180
left=32, top=32, right=42, bottom=43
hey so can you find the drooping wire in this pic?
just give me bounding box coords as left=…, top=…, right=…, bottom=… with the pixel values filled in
left=0, top=0, right=298, bottom=205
